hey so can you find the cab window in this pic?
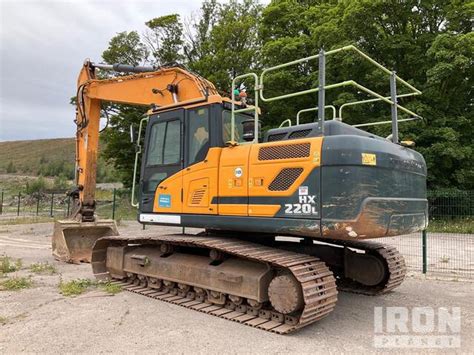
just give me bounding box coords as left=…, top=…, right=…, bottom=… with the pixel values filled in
left=146, top=120, right=180, bottom=166
left=187, top=108, right=210, bottom=165
left=222, top=110, right=249, bottom=143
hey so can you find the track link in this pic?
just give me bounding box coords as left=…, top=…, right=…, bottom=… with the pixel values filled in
left=92, top=234, right=338, bottom=334
left=321, top=239, right=407, bottom=295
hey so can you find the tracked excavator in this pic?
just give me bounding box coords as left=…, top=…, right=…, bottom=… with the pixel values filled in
left=53, top=45, right=427, bottom=334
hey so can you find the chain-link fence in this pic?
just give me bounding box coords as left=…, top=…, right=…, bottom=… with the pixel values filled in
left=382, top=190, right=473, bottom=279
left=1, top=188, right=472, bottom=278
left=0, top=188, right=135, bottom=222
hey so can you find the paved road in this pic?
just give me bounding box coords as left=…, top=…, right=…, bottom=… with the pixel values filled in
left=0, top=222, right=472, bottom=353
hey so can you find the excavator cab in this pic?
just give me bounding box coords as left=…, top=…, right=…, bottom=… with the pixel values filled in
left=137, top=102, right=253, bottom=213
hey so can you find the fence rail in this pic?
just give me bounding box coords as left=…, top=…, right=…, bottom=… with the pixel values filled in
left=0, top=188, right=472, bottom=279
left=0, top=188, right=134, bottom=221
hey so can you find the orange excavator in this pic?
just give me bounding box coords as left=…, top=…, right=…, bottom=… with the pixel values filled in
left=53, top=46, right=427, bottom=333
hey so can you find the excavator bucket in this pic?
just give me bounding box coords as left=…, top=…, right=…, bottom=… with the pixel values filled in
left=52, top=219, right=119, bottom=263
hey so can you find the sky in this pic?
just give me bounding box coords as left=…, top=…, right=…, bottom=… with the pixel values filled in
left=0, top=0, right=205, bottom=141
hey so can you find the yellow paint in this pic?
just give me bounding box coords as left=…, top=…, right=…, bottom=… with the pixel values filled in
left=153, top=170, right=183, bottom=213
left=219, top=204, right=247, bottom=215
left=362, top=153, right=377, bottom=166
left=248, top=205, right=281, bottom=217
left=248, top=138, right=323, bottom=199
left=182, top=148, right=221, bottom=215
left=218, top=145, right=251, bottom=216
left=313, top=151, right=321, bottom=164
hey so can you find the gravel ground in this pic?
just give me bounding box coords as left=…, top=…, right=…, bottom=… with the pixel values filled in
left=0, top=222, right=473, bottom=354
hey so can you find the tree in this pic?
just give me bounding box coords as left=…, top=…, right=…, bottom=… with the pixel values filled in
left=186, top=0, right=263, bottom=91
left=259, top=0, right=473, bottom=189
left=99, top=3, right=262, bottom=186
left=96, top=0, right=472, bottom=191
left=145, top=14, right=184, bottom=65
left=102, top=31, right=147, bottom=67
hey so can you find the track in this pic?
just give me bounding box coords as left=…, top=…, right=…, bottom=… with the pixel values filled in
left=320, top=239, right=407, bottom=295
left=92, top=234, right=338, bottom=334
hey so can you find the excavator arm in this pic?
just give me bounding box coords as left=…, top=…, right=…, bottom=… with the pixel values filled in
left=53, top=60, right=219, bottom=263
left=74, top=60, right=219, bottom=221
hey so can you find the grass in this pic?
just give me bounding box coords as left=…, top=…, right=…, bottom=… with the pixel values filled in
left=0, top=316, right=7, bottom=325
left=29, top=262, right=57, bottom=274
left=0, top=217, right=54, bottom=226
left=0, top=255, right=22, bottom=275
left=0, top=276, right=32, bottom=291
left=427, top=218, right=474, bottom=234
left=0, top=138, right=75, bottom=175
left=58, top=278, right=94, bottom=297
left=58, top=278, right=122, bottom=297
left=98, top=281, right=122, bottom=294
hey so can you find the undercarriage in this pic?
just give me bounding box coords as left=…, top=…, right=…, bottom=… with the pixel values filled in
left=91, top=232, right=405, bottom=334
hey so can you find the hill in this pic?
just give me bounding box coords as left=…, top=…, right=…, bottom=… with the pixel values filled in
left=0, top=138, right=116, bottom=182
left=0, top=138, right=75, bottom=176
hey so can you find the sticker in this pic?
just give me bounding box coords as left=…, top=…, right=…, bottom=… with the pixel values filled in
left=158, top=194, right=171, bottom=208
left=299, top=186, right=308, bottom=196
left=313, top=151, right=321, bottom=164
left=285, top=186, right=318, bottom=215
left=234, top=167, right=243, bottom=178
left=362, top=153, right=377, bottom=166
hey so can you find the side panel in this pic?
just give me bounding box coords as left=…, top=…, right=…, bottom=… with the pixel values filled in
left=153, top=170, right=183, bottom=214
left=217, top=145, right=251, bottom=216
left=320, top=135, right=428, bottom=238
left=182, top=148, right=221, bottom=215
left=248, top=138, right=323, bottom=218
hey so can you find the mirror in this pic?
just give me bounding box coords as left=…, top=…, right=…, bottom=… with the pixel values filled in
left=242, top=119, right=261, bottom=142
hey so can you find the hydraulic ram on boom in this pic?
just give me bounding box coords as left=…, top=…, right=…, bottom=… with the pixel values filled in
left=53, top=60, right=220, bottom=263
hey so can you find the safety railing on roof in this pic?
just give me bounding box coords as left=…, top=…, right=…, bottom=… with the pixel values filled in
left=231, top=73, right=260, bottom=144
left=231, top=44, right=422, bottom=144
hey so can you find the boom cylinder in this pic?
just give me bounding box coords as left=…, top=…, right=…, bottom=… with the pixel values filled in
left=93, top=63, right=157, bottom=74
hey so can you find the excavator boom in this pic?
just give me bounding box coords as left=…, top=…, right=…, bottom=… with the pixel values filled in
left=53, top=61, right=220, bottom=262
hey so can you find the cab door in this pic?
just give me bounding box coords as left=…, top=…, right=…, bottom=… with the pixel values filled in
left=139, top=109, right=184, bottom=213
left=182, top=106, right=220, bottom=215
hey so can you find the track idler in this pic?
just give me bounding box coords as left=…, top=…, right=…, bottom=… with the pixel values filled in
left=273, top=238, right=407, bottom=295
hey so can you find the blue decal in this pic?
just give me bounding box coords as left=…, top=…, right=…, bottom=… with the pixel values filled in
left=158, top=194, right=171, bottom=208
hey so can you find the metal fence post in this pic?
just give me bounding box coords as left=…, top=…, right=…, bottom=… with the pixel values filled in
left=422, top=229, right=427, bottom=274
left=50, top=193, right=54, bottom=217
left=66, top=196, right=71, bottom=216
left=112, top=188, right=117, bottom=220
left=390, top=71, right=399, bottom=144
left=0, top=190, right=3, bottom=215
left=36, top=196, right=40, bottom=216
left=17, top=192, right=21, bottom=216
